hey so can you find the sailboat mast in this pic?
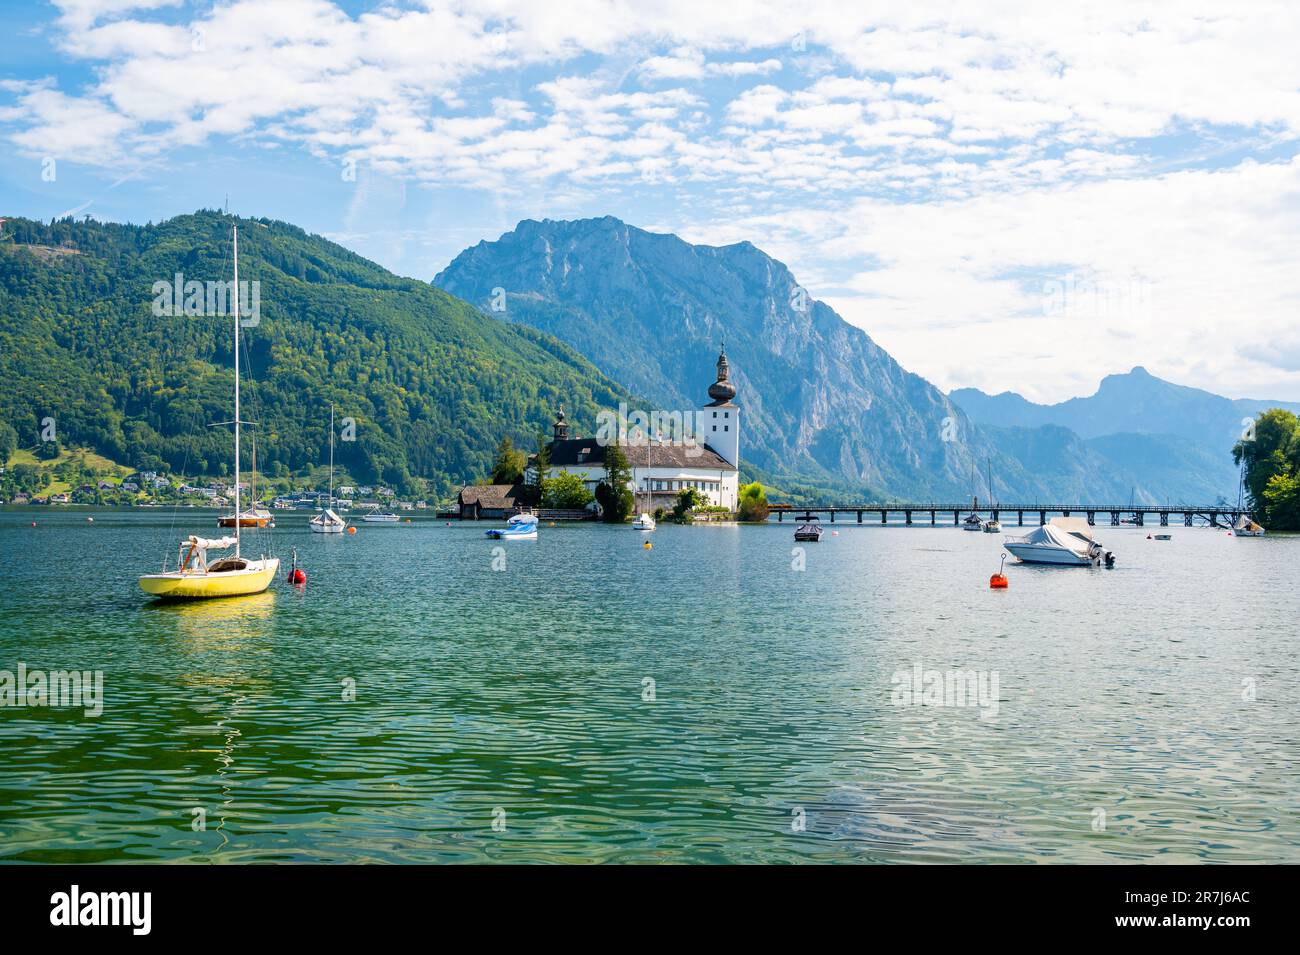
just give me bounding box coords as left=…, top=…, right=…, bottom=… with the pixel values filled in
left=232, top=223, right=241, bottom=558
left=328, top=403, right=334, bottom=509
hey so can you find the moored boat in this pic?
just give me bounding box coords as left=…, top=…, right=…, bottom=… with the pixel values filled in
left=794, top=520, right=823, bottom=541
left=139, top=223, right=279, bottom=599
left=632, top=513, right=656, bottom=531
left=486, top=512, right=539, bottom=540
left=311, top=405, right=348, bottom=535
left=362, top=511, right=401, bottom=523
left=218, top=507, right=272, bottom=528
left=1004, top=517, right=1114, bottom=566
left=1231, top=515, right=1265, bottom=536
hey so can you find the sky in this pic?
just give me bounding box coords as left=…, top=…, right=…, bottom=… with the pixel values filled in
left=2, top=1, right=1300, bottom=403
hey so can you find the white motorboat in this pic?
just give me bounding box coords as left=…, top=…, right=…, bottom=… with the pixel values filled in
left=362, top=511, right=401, bottom=523
left=982, top=518, right=1001, bottom=533
left=486, top=512, right=538, bottom=540
left=1004, top=518, right=1114, bottom=566
left=632, top=513, right=656, bottom=531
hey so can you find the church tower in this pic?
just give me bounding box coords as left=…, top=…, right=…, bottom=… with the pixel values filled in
left=702, top=344, right=739, bottom=468
left=552, top=405, right=569, bottom=442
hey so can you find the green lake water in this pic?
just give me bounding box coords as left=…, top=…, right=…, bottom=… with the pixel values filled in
left=0, top=508, right=1296, bottom=863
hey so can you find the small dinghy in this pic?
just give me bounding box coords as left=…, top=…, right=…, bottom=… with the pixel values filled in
left=486, top=512, right=538, bottom=540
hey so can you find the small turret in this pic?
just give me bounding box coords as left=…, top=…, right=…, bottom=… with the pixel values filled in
left=553, top=405, right=569, bottom=442
left=707, top=343, right=737, bottom=405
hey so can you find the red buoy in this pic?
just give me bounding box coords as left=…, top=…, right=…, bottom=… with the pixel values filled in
left=989, top=554, right=1009, bottom=588
left=289, top=568, right=306, bottom=586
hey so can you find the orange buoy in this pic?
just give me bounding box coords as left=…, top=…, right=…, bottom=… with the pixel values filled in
left=989, top=554, right=1009, bottom=588
left=289, top=568, right=306, bottom=585
left=347, top=526, right=357, bottom=535
left=643, top=540, right=652, bottom=549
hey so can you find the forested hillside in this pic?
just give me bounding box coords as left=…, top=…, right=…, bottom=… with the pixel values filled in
left=0, top=212, right=630, bottom=496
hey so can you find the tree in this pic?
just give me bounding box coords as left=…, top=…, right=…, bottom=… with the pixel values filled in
left=543, top=471, right=593, bottom=509
left=672, top=486, right=703, bottom=520
left=737, top=481, right=770, bottom=521
left=0, top=422, right=16, bottom=464
left=597, top=442, right=634, bottom=522
left=1263, top=473, right=1300, bottom=530
left=35, top=439, right=61, bottom=461
left=491, top=436, right=526, bottom=485
left=1234, top=409, right=1300, bottom=528
left=526, top=431, right=551, bottom=506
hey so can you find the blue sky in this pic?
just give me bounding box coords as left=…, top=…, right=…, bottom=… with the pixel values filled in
left=3, top=1, right=1300, bottom=402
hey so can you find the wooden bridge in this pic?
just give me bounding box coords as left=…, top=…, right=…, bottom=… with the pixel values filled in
left=770, top=503, right=1246, bottom=528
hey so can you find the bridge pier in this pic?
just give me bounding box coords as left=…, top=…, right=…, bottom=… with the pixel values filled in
left=1039, top=511, right=1047, bottom=525
left=1134, top=512, right=1144, bottom=526
left=857, top=510, right=862, bottom=523
left=930, top=510, right=936, bottom=525
left=953, top=511, right=960, bottom=525
left=1184, top=512, right=1193, bottom=526
left=778, top=511, right=782, bottom=522
left=1086, top=511, right=1095, bottom=526
left=1017, top=510, right=1024, bottom=526
left=830, top=510, right=835, bottom=523
left=991, top=509, right=999, bottom=523
left=1110, top=511, right=1120, bottom=525
left=1160, top=513, right=1168, bottom=526
left=880, top=510, right=887, bottom=525
left=905, top=509, right=913, bottom=525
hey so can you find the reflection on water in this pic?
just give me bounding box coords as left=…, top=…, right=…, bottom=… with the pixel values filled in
left=0, top=509, right=1297, bottom=863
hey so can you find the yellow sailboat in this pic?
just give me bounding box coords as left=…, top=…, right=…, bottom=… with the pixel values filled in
left=140, top=223, right=279, bottom=599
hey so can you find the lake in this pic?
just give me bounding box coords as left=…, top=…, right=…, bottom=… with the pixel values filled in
left=0, top=508, right=1296, bottom=863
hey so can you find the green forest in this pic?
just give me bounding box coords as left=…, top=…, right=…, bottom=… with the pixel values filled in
left=1235, top=409, right=1300, bottom=531
left=0, top=211, right=633, bottom=497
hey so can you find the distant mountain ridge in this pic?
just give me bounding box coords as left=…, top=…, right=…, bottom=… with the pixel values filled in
left=435, top=217, right=1272, bottom=503
left=435, top=216, right=1143, bottom=501
left=951, top=368, right=1300, bottom=501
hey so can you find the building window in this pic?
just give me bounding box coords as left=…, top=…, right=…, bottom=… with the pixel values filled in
left=724, top=425, right=729, bottom=432
left=724, top=412, right=729, bottom=418
left=712, top=411, right=717, bottom=418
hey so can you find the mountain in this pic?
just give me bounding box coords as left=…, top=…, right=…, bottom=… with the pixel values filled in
left=0, top=212, right=632, bottom=496
left=951, top=367, right=1300, bottom=500
left=435, top=216, right=1132, bottom=500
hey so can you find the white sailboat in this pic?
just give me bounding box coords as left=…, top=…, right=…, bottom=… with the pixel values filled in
left=310, top=404, right=347, bottom=534
left=982, top=458, right=1001, bottom=533
left=139, top=224, right=279, bottom=598
left=631, top=433, right=655, bottom=531
left=1230, top=458, right=1265, bottom=536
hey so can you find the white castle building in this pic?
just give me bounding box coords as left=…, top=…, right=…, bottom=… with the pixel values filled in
left=541, top=347, right=741, bottom=510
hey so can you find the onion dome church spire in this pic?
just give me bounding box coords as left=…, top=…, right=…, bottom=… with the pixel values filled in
left=553, top=404, right=569, bottom=442
left=707, top=342, right=737, bottom=405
